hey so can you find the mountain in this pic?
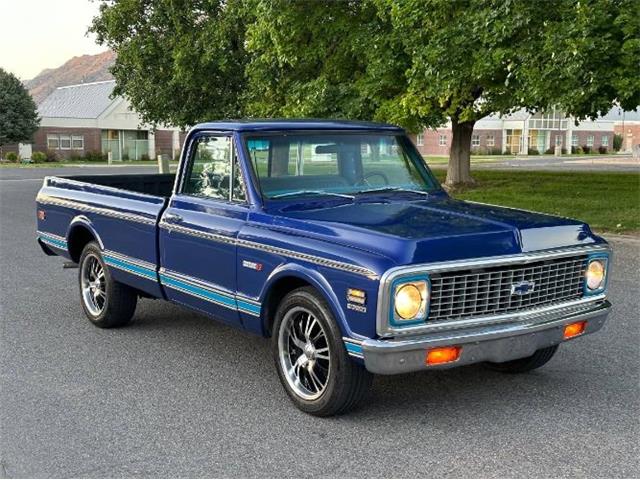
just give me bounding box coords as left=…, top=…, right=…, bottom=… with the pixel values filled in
left=25, top=50, right=115, bottom=104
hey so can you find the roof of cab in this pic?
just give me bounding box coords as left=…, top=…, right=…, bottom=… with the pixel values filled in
left=190, top=119, right=404, bottom=132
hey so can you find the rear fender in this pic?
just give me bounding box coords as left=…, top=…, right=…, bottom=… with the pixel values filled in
left=66, top=215, right=105, bottom=257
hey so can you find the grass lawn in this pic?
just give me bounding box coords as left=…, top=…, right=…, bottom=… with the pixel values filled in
left=432, top=170, right=640, bottom=234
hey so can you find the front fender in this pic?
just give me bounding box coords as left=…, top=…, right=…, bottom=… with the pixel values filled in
left=259, top=262, right=354, bottom=338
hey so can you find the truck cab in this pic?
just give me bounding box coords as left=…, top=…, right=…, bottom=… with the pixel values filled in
left=36, top=120, right=612, bottom=416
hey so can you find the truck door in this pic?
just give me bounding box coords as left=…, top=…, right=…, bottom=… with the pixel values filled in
left=159, top=132, right=248, bottom=326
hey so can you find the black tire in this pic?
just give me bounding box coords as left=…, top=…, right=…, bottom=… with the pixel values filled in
left=272, top=287, right=372, bottom=416
left=78, top=242, right=137, bottom=328
left=484, top=345, right=559, bottom=373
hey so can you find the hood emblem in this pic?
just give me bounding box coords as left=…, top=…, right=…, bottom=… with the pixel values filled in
left=511, top=280, right=535, bottom=296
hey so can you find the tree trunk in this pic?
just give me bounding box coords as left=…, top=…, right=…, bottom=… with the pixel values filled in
left=445, top=118, right=476, bottom=187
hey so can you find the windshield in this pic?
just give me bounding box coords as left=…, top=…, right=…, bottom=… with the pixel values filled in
left=243, top=132, right=440, bottom=200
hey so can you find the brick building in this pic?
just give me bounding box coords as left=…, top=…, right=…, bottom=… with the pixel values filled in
left=411, top=107, right=640, bottom=156
left=5, top=80, right=185, bottom=161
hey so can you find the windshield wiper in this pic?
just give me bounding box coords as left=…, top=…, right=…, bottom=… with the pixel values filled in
left=356, top=186, right=430, bottom=196
left=270, top=190, right=355, bottom=200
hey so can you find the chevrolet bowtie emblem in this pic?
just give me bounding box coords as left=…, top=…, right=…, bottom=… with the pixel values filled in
left=511, top=280, right=535, bottom=296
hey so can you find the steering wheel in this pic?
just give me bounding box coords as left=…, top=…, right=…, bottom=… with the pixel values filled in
left=358, top=170, right=390, bottom=187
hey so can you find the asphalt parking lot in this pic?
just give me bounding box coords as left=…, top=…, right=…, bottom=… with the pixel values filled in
left=1, top=167, right=638, bottom=478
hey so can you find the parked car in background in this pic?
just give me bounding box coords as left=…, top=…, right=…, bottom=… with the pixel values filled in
left=36, top=120, right=612, bottom=416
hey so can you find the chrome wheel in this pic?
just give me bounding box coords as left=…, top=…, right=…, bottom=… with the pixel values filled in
left=81, top=253, right=106, bottom=317
left=278, top=306, right=331, bottom=401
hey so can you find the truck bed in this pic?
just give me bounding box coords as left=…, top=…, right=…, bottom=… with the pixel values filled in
left=36, top=173, right=176, bottom=299
left=57, top=173, right=176, bottom=198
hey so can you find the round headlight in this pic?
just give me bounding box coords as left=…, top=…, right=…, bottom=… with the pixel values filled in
left=585, top=259, right=605, bottom=291
left=395, top=283, right=423, bottom=320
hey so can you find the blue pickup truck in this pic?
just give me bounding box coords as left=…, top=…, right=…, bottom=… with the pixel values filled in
left=36, top=120, right=611, bottom=416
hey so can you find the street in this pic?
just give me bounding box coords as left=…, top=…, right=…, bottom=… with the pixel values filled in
left=1, top=166, right=638, bottom=477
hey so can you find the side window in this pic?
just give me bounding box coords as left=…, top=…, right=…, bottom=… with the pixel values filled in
left=183, top=135, right=233, bottom=200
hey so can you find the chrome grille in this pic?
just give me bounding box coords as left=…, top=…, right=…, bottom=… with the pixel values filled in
left=428, top=255, right=588, bottom=321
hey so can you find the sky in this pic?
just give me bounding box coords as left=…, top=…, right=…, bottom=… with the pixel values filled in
left=0, top=0, right=107, bottom=80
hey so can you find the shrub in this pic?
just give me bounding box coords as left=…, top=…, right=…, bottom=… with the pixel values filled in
left=31, top=151, right=47, bottom=163
left=561, top=147, right=567, bottom=155
left=582, top=145, right=591, bottom=154
left=598, top=146, right=608, bottom=154
left=68, top=152, right=83, bottom=161
left=5, top=152, right=18, bottom=162
left=486, top=147, right=502, bottom=155
left=613, top=134, right=623, bottom=152
left=44, top=150, right=59, bottom=162
left=140, top=153, right=150, bottom=161
left=122, top=153, right=130, bottom=161
left=571, top=146, right=583, bottom=154
left=527, top=147, right=539, bottom=155
left=84, top=150, right=106, bottom=162
left=544, top=147, right=554, bottom=154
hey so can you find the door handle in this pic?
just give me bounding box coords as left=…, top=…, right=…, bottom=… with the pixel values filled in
left=164, top=213, right=182, bottom=223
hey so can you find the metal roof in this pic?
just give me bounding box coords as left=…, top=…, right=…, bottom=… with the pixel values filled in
left=599, top=106, right=640, bottom=122
left=191, top=119, right=404, bottom=132
left=38, top=80, right=116, bottom=119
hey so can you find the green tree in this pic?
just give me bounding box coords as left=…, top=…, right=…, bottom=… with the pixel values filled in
left=92, top=0, right=639, bottom=186
left=90, top=0, right=253, bottom=128
left=613, top=133, right=624, bottom=152
left=0, top=68, right=40, bottom=148
left=366, top=0, right=639, bottom=186
left=521, top=0, right=640, bottom=120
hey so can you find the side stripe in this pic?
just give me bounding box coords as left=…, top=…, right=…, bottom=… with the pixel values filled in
left=103, top=253, right=157, bottom=281
left=159, top=268, right=261, bottom=317
left=343, top=338, right=364, bottom=358
left=159, top=273, right=237, bottom=309
left=38, top=231, right=68, bottom=250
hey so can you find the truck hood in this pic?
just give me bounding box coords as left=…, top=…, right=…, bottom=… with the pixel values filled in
left=269, top=196, right=600, bottom=266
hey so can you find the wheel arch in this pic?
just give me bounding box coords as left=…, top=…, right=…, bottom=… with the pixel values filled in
left=259, top=263, right=351, bottom=339
left=66, top=216, right=104, bottom=263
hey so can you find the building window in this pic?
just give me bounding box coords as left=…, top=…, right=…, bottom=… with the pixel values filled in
left=59, top=135, right=71, bottom=150
left=72, top=135, right=84, bottom=150
left=416, top=132, right=424, bottom=146
left=587, top=135, right=594, bottom=147
left=438, top=134, right=447, bottom=146
left=486, top=135, right=495, bottom=147
left=471, top=134, right=480, bottom=147
left=601, top=135, right=608, bottom=146
left=47, top=135, right=59, bottom=149
left=555, top=135, right=562, bottom=147
left=46, top=133, right=84, bottom=150
left=572, top=134, right=578, bottom=146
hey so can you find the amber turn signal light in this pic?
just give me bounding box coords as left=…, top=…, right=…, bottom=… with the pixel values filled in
left=563, top=321, right=587, bottom=339
left=426, top=346, right=461, bottom=365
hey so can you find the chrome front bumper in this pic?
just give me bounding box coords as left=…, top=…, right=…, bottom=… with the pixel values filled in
left=360, top=300, right=611, bottom=375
